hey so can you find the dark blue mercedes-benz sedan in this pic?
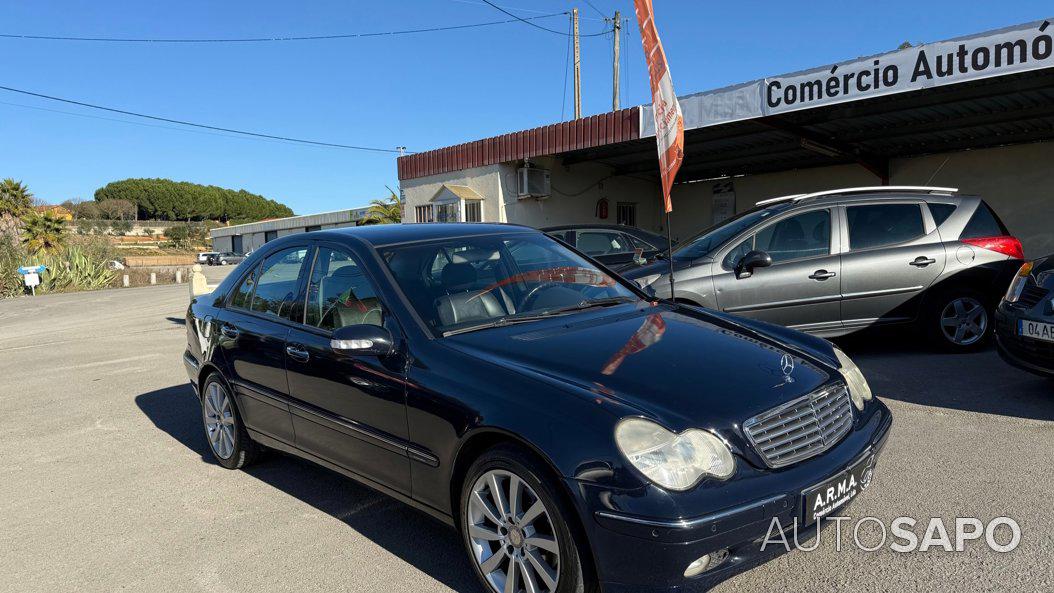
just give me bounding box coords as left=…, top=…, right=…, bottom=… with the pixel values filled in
left=182, top=223, right=892, bottom=593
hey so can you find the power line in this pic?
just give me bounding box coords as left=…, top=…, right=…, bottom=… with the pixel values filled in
left=0, top=12, right=567, bottom=43
left=583, top=1, right=607, bottom=19
left=0, top=84, right=407, bottom=154
left=478, top=0, right=611, bottom=37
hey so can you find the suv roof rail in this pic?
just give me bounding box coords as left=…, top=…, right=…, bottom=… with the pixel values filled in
left=755, top=186, right=959, bottom=207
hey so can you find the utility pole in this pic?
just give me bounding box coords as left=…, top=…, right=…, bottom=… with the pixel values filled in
left=612, top=11, right=621, bottom=111
left=573, top=8, right=581, bottom=119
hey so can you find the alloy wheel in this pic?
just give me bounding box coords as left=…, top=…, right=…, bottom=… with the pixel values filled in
left=940, top=296, right=987, bottom=346
left=467, top=469, right=560, bottom=593
left=203, top=382, right=237, bottom=460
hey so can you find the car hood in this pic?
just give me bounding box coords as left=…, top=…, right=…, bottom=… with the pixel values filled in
left=443, top=303, right=836, bottom=432
left=615, top=257, right=704, bottom=279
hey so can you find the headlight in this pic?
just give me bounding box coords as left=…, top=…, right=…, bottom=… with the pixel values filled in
left=1004, top=262, right=1034, bottom=303
left=614, top=418, right=735, bottom=490
left=634, top=274, right=661, bottom=289
left=833, top=347, right=872, bottom=411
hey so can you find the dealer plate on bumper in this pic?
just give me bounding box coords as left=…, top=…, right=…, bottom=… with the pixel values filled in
left=1019, top=319, right=1054, bottom=343
left=802, top=452, right=877, bottom=525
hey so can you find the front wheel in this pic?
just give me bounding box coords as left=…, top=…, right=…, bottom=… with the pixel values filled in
left=925, top=290, right=990, bottom=351
left=460, top=445, right=594, bottom=593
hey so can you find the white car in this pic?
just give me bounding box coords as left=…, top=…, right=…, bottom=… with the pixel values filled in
left=196, top=252, right=219, bottom=264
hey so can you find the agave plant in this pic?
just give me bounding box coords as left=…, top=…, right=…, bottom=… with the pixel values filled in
left=40, top=245, right=115, bottom=292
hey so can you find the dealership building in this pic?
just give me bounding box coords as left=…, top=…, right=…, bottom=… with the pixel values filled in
left=397, top=18, right=1054, bottom=256
left=210, top=206, right=372, bottom=254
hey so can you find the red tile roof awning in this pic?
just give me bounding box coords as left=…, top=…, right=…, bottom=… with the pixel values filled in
left=397, top=107, right=640, bottom=181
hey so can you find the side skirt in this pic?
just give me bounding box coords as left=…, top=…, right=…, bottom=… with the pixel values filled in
left=247, top=429, right=455, bottom=528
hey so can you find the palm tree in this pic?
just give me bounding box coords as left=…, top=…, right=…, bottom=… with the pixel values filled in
left=21, top=211, right=67, bottom=253
left=1, top=178, right=33, bottom=217
left=361, top=192, right=402, bottom=225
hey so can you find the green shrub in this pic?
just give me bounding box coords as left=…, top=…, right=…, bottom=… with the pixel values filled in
left=0, top=239, right=27, bottom=298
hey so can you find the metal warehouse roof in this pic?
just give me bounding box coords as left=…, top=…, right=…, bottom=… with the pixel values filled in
left=211, top=207, right=369, bottom=237
left=397, top=18, right=1054, bottom=184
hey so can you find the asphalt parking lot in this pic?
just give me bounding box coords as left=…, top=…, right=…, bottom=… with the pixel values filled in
left=1, top=277, right=1051, bottom=592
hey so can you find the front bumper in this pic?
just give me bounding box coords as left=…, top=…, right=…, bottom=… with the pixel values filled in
left=570, top=400, right=892, bottom=593
left=994, top=307, right=1054, bottom=377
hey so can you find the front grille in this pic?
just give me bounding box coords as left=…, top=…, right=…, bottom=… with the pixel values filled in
left=1018, top=284, right=1050, bottom=309
left=743, top=383, right=853, bottom=469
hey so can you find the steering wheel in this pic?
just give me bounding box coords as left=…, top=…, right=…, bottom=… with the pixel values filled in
left=520, top=282, right=564, bottom=311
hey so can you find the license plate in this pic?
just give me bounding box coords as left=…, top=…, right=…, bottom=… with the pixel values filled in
left=802, top=452, right=877, bottom=525
left=1019, top=319, right=1054, bottom=343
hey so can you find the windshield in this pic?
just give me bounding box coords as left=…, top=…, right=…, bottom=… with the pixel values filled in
left=669, top=204, right=789, bottom=261
left=381, top=233, right=639, bottom=335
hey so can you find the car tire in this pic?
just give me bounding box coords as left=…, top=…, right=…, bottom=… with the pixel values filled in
left=200, top=374, right=260, bottom=469
left=459, top=444, right=596, bottom=593
left=925, top=289, right=991, bottom=351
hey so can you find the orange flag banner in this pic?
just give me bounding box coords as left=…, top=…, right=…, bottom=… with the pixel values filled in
left=633, top=0, right=684, bottom=213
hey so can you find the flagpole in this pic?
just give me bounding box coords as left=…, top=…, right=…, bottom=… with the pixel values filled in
left=666, top=210, right=675, bottom=299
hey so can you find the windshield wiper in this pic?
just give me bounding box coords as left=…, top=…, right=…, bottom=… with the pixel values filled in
left=543, top=296, right=637, bottom=316
left=441, top=313, right=568, bottom=337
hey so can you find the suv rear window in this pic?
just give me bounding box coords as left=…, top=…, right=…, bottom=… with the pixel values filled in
left=846, top=204, right=925, bottom=250
left=961, top=201, right=1009, bottom=238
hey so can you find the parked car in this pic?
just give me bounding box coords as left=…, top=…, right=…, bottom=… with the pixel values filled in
left=206, top=252, right=245, bottom=266
left=197, top=251, right=219, bottom=264
left=995, top=256, right=1054, bottom=377
left=621, top=186, right=1022, bottom=351
left=183, top=223, right=891, bottom=593
left=541, top=224, right=674, bottom=267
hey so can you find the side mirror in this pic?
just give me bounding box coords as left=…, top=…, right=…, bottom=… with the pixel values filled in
left=735, top=250, right=773, bottom=279
left=330, top=324, right=395, bottom=357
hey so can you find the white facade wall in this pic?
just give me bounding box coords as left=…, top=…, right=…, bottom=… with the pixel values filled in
left=402, top=141, right=1054, bottom=257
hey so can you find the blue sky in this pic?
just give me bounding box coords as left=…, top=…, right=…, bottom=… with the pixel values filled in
left=2, top=1, right=1049, bottom=214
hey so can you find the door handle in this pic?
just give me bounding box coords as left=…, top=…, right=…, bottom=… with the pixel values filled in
left=285, top=344, right=310, bottom=362
left=220, top=324, right=240, bottom=339
left=809, top=270, right=837, bottom=280
left=910, top=256, right=937, bottom=267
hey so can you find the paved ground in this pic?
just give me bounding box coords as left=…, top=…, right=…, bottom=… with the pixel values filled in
left=0, top=280, right=1051, bottom=592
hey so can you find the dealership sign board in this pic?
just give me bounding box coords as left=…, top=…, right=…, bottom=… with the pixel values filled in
left=642, top=19, right=1053, bottom=135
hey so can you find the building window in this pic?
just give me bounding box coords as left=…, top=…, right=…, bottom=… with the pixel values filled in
left=464, top=201, right=482, bottom=222
left=264, top=230, right=278, bottom=243
left=435, top=202, right=458, bottom=223
left=305, top=225, right=322, bottom=232
left=616, top=202, right=637, bottom=227
left=415, top=205, right=434, bottom=223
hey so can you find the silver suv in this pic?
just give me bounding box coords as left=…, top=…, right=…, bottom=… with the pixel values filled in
left=621, top=187, right=1023, bottom=350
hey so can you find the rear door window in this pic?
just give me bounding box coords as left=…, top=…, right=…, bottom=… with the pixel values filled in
left=961, top=202, right=1009, bottom=238
left=229, top=267, right=256, bottom=310
left=754, top=209, right=831, bottom=263
left=846, top=204, right=925, bottom=250
left=250, top=247, right=309, bottom=320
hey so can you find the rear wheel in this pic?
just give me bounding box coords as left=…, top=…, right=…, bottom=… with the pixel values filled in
left=460, top=445, right=594, bottom=593
left=926, top=290, right=990, bottom=351
left=201, top=374, right=259, bottom=469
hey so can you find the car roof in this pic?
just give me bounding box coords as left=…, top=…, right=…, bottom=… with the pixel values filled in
left=306, top=222, right=538, bottom=247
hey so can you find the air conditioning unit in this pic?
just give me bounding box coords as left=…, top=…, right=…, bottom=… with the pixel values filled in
left=517, top=166, right=551, bottom=199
